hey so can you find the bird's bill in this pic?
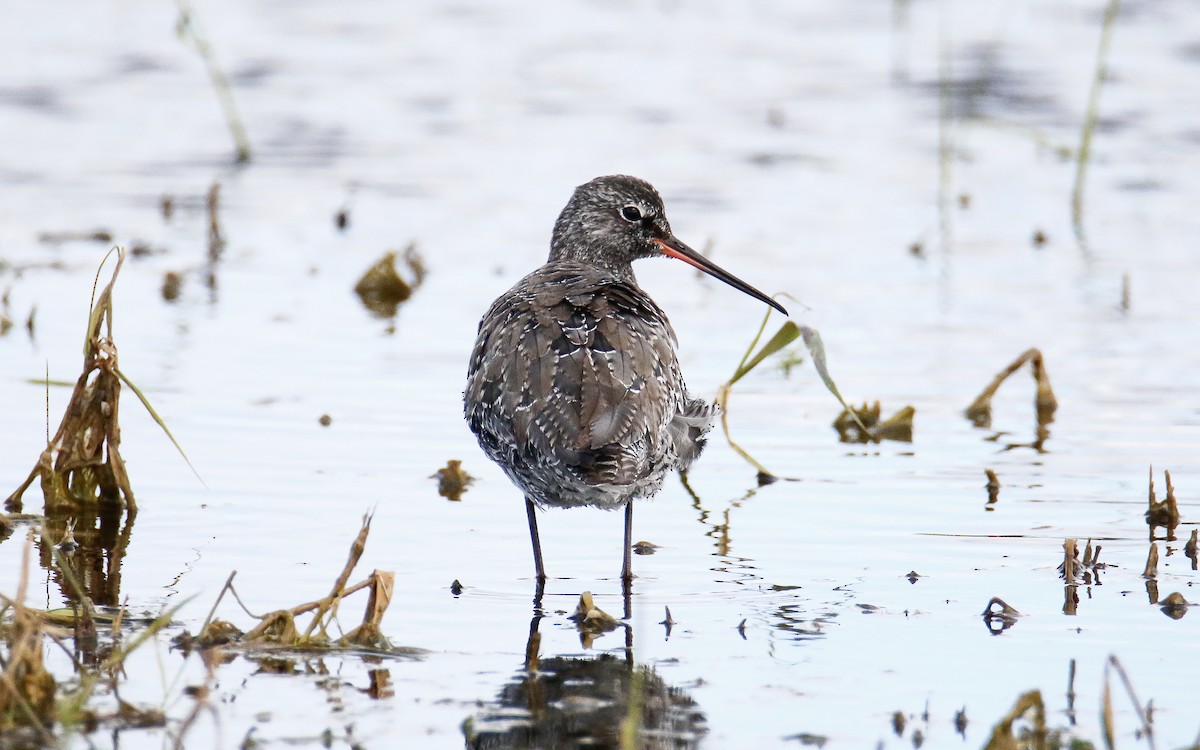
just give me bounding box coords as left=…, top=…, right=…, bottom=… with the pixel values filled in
left=654, top=237, right=788, bottom=316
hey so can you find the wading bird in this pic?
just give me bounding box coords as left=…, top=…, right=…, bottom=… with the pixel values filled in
left=465, top=175, right=785, bottom=588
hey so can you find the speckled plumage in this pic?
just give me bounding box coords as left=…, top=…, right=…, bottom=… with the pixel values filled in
left=464, top=175, right=784, bottom=583
left=466, top=258, right=711, bottom=511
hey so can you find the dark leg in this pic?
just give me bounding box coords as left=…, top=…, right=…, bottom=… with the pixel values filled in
left=526, top=498, right=546, bottom=583
left=621, top=501, right=634, bottom=616
left=621, top=501, right=634, bottom=582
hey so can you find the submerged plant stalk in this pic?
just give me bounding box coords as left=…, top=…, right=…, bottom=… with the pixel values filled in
left=174, top=0, right=252, bottom=164
left=1071, top=0, right=1120, bottom=240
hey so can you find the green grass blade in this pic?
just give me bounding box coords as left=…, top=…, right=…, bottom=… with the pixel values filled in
left=116, top=367, right=206, bottom=486
left=103, top=597, right=193, bottom=671
left=730, top=322, right=801, bottom=385
left=797, top=326, right=869, bottom=433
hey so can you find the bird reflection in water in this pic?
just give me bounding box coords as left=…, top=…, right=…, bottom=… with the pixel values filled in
left=463, top=608, right=707, bottom=749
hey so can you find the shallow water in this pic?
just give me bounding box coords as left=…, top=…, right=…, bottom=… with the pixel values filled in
left=2, top=0, right=1199, bottom=747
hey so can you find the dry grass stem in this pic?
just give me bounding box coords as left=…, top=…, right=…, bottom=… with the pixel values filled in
left=1145, top=467, right=1181, bottom=537
left=982, top=690, right=1046, bottom=750
left=1142, top=544, right=1158, bottom=579
left=1060, top=539, right=1078, bottom=584
left=0, top=534, right=57, bottom=739
left=177, top=516, right=402, bottom=653
left=985, top=469, right=1001, bottom=504
left=1102, top=655, right=1156, bottom=750
left=301, top=513, right=372, bottom=641
left=206, top=181, right=224, bottom=263
left=965, top=348, right=1058, bottom=430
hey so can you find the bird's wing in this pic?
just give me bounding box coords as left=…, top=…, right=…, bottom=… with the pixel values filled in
left=466, top=267, right=682, bottom=487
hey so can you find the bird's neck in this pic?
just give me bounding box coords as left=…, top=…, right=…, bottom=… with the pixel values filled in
left=547, top=245, right=638, bottom=286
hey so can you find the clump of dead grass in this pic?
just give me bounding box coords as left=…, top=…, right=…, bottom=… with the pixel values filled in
left=173, top=514, right=405, bottom=655
left=5, top=247, right=195, bottom=516
left=832, top=401, right=915, bottom=443
left=1, top=532, right=177, bottom=742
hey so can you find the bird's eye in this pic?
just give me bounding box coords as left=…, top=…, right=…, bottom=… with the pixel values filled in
left=619, top=205, right=643, bottom=223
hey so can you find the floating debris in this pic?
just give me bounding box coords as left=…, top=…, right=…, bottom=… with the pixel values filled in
left=1159, top=592, right=1189, bottom=620
left=631, top=540, right=659, bottom=555
left=776, top=349, right=806, bottom=377
left=1185, top=529, right=1198, bottom=570
left=432, top=459, right=474, bottom=502
left=318, top=413, right=332, bottom=427
left=0, top=292, right=12, bottom=337
left=37, top=229, right=113, bottom=244
left=985, top=469, right=1000, bottom=505
left=1031, top=229, right=1048, bottom=247
left=953, top=707, right=968, bottom=737
left=964, top=348, right=1057, bottom=432
left=892, top=710, right=906, bottom=736
left=981, top=597, right=1020, bottom=634
left=207, top=181, right=224, bottom=262
left=784, top=732, right=828, bottom=747
left=353, top=243, right=426, bottom=320
left=660, top=606, right=675, bottom=637
left=161, top=271, right=183, bottom=301
left=128, top=241, right=159, bottom=258
left=832, top=401, right=914, bottom=443
left=572, top=592, right=619, bottom=632
left=570, top=592, right=621, bottom=648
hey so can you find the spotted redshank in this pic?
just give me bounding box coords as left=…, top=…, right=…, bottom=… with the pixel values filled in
left=464, top=175, right=785, bottom=587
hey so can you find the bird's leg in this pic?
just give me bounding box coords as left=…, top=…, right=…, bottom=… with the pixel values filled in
left=526, top=497, right=547, bottom=584
left=621, top=501, right=634, bottom=582
left=621, top=502, right=634, bottom=615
